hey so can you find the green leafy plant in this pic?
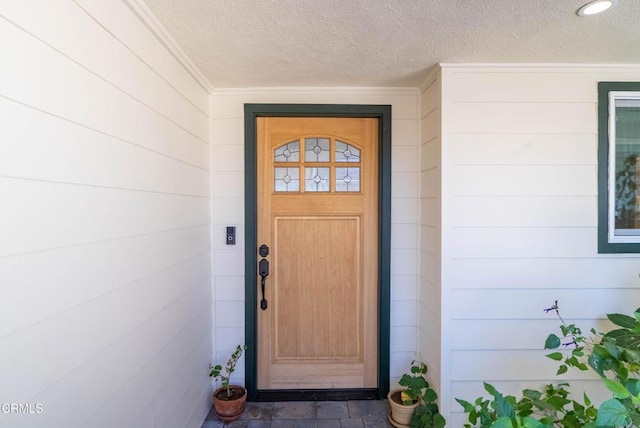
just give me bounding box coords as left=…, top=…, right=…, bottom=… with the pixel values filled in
left=399, top=361, right=431, bottom=405
left=209, top=344, right=247, bottom=398
left=544, top=301, right=640, bottom=427
left=457, top=301, right=640, bottom=427
left=456, top=381, right=597, bottom=428
left=412, top=398, right=447, bottom=428
left=398, top=361, right=446, bottom=428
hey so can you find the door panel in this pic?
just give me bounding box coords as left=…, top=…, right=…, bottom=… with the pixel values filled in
left=257, top=117, right=378, bottom=390
left=275, top=216, right=360, bottom=359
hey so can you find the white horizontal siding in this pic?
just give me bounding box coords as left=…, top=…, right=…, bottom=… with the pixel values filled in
left=0, top=98, right=209, bottom=196
left=0, top=1, right=211, bottom=427
left=447, top=67, right=640, bottom=103
left=420, top=225, right=439, bottom=256
left=78, top=0, right=209, bottom=112
left=5, top=255, right=210, bottom=378
left=450, top=102, right=595, bottom=135
left=393, top=119, right=419, bottom=147
left=449, top=133, right=596, bottom=165
left=421, top=137, right=440, bottom=171
left=448, top=71, right=598, bottom=103
left=449, top=258, right=640, bottom=288
left=450, top=165, right=596, bottom=196
left=0, top=16, right=208, bottom=170
left=420, top=168, right=440, bottom=198
left=418, top=70, right=443, bottom=392
left=450, top=350, right=595, bottom=382
left=421, top=75, right=440, bottom=115
left=391, top=275, right=418, bottom=301
left=451, top=318, right=612, bottom=350
left=449, top=196, right=596, bottom=228
left=0, top=226, right=210, bottom=339
left=393, top=145, right=419, bottom=174
left=393, top=198, right=419, bottom=224
left=0, top=177, right=209, bottom=257
left=449, top=227, right=597, bottom=258
left=14, top=281, right=210, bottom=428
left=421, top=112, right=440, bottom=144
left=79, top=300, right=211, bottom=427
left=439, top=65, right=640, bottom=420
left=451, top=288, right=640, bottom=319
left=421, top=198, right=439, bottom=228
left=0, top=0, right=208, bottom=140
left=392, top=223, right=419, bottom=250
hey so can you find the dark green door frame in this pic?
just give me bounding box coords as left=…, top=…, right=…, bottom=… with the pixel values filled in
left=243, top=104, right=391, bottom=401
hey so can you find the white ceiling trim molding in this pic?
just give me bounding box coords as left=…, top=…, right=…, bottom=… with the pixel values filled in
left=210, top=87, right=419, bottom=96
left=123, top=0, right=214, bottom=94
left=439, top=63, right=640, bottom=73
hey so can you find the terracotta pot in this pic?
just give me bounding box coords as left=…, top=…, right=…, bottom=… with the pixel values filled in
left=387, top=389, right=418, bottom=428
left=212, top=385, right=247, bottom=422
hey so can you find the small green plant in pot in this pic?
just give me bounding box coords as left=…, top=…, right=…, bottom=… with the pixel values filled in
left=209, top=345, right=248, bottom=422
left=388, top=360, right=446, bottom=428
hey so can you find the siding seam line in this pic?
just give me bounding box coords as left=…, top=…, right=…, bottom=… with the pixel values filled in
left=0, top=224, right=211, bottom=260
left=0, top=94, right=210, bottom=172
left=72, top=0, right=211, bottom=117
left=0, top=14, right=210, bottom=144
left=0, top=253, right=212, bottom=340
left=0, top=173, right=211, bottom=199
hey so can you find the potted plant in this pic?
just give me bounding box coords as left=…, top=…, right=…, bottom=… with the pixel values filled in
left=208, top=344, right=247, bottom=422
left=388, top=360, right=446, bottom=428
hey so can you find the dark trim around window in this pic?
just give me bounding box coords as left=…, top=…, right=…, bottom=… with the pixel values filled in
left=598, top=82, right=640, bottom=253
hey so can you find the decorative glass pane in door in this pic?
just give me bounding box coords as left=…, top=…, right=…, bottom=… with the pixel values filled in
left=336, top=167, right=360, bottom=192
left=275, top=140, right=300, bottom=162
left=335, top=141, right=360, bottom=162
left=305, top=167, right=330, bottom=192
left=273, top=136, right=362, bottom=193
left=305, top=138, right=330, bottom=162
left=275, top=167, right=300, bottom=192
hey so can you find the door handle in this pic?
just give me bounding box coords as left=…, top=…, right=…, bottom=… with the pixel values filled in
left=259, top=258, right=269, bottom=310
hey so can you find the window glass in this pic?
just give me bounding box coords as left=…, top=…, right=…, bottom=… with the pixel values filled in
left=613, top=98, right=640, bottom=235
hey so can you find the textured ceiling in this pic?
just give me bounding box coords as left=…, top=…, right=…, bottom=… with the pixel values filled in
left=141, top=0, right=640, bottom=88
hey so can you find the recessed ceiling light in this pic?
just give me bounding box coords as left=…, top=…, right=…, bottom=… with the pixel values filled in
left=577, top=0, right=617, bottom=16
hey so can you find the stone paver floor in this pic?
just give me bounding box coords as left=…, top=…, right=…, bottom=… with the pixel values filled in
left=201, top=400, right=392, bottom=428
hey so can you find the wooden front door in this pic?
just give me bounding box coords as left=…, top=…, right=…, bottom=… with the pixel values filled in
left=256, top=117, right=379, bottom=390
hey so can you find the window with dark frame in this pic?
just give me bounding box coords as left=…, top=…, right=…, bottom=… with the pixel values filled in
left=598, top=82, right=640, bottom=253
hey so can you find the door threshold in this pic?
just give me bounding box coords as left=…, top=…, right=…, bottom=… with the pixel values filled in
left=255, top=388, right=379, bottom=402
